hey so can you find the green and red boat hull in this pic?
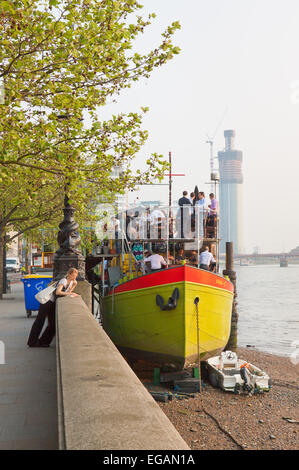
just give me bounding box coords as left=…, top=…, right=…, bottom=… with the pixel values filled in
left=102, top=265, right=234, bottom=370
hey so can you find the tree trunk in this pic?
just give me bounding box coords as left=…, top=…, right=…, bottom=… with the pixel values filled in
left=25, top=238, right=29, bottom=273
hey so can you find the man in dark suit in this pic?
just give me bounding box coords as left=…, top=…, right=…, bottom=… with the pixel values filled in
left=178, top=191, right=191, bottom=207
left=177, top=191, right=191, bottom=238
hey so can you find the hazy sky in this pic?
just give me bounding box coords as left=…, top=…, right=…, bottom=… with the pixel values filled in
left=101, top=0, right=299, bottom=253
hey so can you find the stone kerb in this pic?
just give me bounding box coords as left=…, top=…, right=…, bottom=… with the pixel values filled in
left=56, top=296, right=189, bottom=450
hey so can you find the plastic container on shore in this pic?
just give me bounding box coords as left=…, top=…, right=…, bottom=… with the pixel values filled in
left=21, top=274, right=53, bottom=317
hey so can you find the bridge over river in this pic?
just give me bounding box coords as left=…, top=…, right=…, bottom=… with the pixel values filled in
left=232, top=253, right=299, bottom=266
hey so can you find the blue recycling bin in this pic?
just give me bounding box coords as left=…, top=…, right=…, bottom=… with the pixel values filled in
left=21, top=274, right=53, bottom=317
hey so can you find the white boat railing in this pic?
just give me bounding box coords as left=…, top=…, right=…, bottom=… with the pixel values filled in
left=95, top=205, right=220, bottom=278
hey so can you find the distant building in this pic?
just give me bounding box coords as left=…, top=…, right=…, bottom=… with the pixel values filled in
left=6, top=232, right=19, bottom=258
left=218, top=130, right=243, bottom=254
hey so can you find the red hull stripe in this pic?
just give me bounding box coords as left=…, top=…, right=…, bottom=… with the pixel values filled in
left=111, top=266, right=233, bottom=295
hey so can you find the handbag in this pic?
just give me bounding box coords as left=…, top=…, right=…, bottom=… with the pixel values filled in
left=35, top=282, right=58, bottom=304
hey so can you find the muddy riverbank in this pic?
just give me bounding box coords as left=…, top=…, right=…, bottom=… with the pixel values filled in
left=138, top=348, right=299, bottom=450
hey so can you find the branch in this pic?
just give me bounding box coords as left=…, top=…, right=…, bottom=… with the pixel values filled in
left=0, top=160, right=64, bottom=175
left=2, top=3, right=70, bottom=78
left=2, top=204, right=22, bottom=224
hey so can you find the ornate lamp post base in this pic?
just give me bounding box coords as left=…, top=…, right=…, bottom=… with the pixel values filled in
left=52, top=194, right=86, bottom=280
left=53, top=254, right=86, bottom=281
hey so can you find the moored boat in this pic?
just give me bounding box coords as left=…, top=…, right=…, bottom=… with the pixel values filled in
left=102, top=264, right=234, bottom=370
left=206, top=351, right=271, bottom=393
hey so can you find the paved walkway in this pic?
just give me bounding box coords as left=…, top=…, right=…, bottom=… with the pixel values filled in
left=0, top=283, right=58, bottom=450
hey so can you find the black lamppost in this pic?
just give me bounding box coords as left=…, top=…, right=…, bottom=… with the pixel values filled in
left=53, top=194, right=85, bottom=281
left=52, top=113, right=85, bottom=280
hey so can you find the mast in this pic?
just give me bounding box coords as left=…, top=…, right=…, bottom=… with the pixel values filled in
left=168, top=151, right=172, bottom=219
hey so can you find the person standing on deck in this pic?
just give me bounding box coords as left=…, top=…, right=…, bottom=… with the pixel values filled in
left=177, top=191, right=191, bottom=239
left=189, top=192, right=196, bottom=231
left=194, top=192, right=206, bottom=237
left=189, top=192, right=196, bottom=205
left=207, top=193, right=218, bottom=219
left=206, top=193, right=218, bottom=237
left=178, top=191, right=192, bottom=208
left=208, top=193, right=218, bottom=215
left=195, top=191, right=206, bottom=209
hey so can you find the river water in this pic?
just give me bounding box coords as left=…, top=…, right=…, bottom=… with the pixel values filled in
left=233, top=264, right=299, bottom=358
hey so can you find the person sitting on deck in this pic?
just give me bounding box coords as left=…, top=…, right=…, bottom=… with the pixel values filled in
left=209, top=246, right=217, bottom=272
left=175, top=248, right=186, bottom=265
left=167, top=252, right=175, bottom=265
left=199, top=246, right=216, bottom=271
left=189, top=250, right=199, bottom=266
left=144, top=250, right=167, bottom=272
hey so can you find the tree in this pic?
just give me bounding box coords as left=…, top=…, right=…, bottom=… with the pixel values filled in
left=0, top=0, right=180, bottom=195
left=0, top=166, right=64, bottom=297
left=0, top=159, right=117, bottom=297
left=0, top=0, right=181, bottom=295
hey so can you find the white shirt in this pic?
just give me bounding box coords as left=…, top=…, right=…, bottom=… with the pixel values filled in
left=144, top=254, right=167, bottom=270
left=199, top=251, right=215, bottom=266
left=50, top=278, right=74, bottom=302
left=195, top=198, right=206, bottom=210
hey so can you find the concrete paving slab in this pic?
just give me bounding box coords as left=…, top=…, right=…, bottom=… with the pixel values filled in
left=0, top=394, right=18, bottom=405
left=1, top=423, right=56, bottom=441
left=0, top=283, right=58, bottom=450
left=0, top=441, right=15, bottom=450
left=14, top=437, right=58, bottom=450
left=0, top=414, right=26, bottom=426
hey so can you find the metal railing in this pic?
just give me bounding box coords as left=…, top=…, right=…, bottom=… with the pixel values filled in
left=111, top=206, right=219, bottom=242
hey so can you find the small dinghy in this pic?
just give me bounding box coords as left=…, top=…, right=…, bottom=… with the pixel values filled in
left=206, top=351, right=271, bottom=394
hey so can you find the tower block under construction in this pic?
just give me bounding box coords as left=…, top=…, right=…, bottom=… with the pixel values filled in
left=218, top=130, right=243, bottom=254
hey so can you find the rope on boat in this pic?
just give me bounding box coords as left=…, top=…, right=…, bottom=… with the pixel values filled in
left=194, top=297, right=202, bottom=394
left=111, top=285, right=115, bottom=314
